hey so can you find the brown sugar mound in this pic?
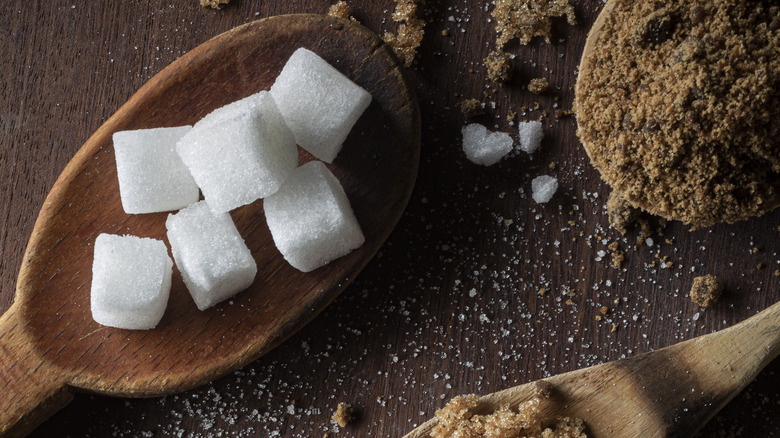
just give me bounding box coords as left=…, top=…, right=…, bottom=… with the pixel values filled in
left=430, top=393, right=586, bottom=437
left=576, top=0, right=780, bottom=227
left=689, top=274, right=723, bottom=307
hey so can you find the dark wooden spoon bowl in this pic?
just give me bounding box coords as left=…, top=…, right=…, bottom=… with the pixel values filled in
left=0, top=14, right=419, bottom=437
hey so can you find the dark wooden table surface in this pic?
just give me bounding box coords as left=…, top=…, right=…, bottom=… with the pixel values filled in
left=1, top=1, right=778, bottom=436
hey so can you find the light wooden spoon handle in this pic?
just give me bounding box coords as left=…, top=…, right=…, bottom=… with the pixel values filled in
left=0, top=304, right=72, bottom=438
left=662, top=300, right=780, bottom=432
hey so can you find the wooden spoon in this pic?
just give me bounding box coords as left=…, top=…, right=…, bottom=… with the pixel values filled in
left=0, top=14, right=419, bottom=437
left=405, top=300, right=780, bottom=437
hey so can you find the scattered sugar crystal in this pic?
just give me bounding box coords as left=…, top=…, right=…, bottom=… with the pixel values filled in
left=531, top=175, right=558, bottom=203
left=91, top=234, right=172, bottom=330
left=517, top=120, right=544, bottom=154
left=166, top=201, right=257, bottom=310
left=113, top=126, right=199, bottom=214
left=461, top=123, right=513, bottom=166
left=270, top=48, right=372, bottom=163
left=264, top=161, right=364, bottom=272
left=176, top=91, right=297, bottom=213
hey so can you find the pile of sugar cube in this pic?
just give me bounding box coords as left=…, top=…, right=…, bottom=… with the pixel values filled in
left=91, top=48, right=371, bottom=330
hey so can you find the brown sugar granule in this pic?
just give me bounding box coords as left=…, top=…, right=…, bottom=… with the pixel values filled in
left=484, top=50, right=512, bottom=83
left=610, top=245, right=624, bottom=267
left=576, top=1, right=780, bottom=227
left=332, top=403, right=353, bottom=428
left=429, top=393, right=586, bottom=438
left=528, top=77, right=550, bottom=94
left=328, top=1, right=350, bottom=20
left=606, top=190, right=641, bottom=234
left=199, top=0, right=229, bottom=9
left=382, top=0, right=425, bottom=67
left=459, top=99, right=486, bottom=118
left=491, top=0, right=576, bottom=48
left=689, top=274, right=724, bottom=307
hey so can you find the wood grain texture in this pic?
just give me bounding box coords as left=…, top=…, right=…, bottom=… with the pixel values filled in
left=0, top=1, right=778, bottom=437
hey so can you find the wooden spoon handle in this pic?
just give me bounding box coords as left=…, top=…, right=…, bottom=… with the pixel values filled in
left=682, top=300, right=780, bottom=397
left=0, top=304, right=72, bottom=438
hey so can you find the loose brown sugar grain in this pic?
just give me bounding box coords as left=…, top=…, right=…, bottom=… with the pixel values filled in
left=199, top=0, right=229, bottom=9
left=328, top=1, right=350, bottom=20
left=459, top=99, right=486, bottom=118
left=382, top=0, right=425, bottom=67
left=576, top=0, right=780, bottom=227
left=429, top=393, right=586, bottom=438
left=484, top=50, right=512, bottom=83
left=332, top=403, right=353, bottom=427
left=528, top=77, right=550, bottom=94
left=689, top=274, right=723, bottom=307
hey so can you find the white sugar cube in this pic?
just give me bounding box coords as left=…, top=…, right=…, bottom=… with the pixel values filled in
left=113, top=126, right=199, bottom=214
left=264, top=161, right=364, bottom=272
left=176, top=91, right=297, bottom=213
left=517, top=121, right=544, bottom=154
left=270, top=48, right=372, bottom=163
left=91, top=234, right=173, bottom=330
left=461, top=123, right=513, bottom=166
left=532, top=175, right=558, bottom=203
left=166, top=201, right=257, bottom=310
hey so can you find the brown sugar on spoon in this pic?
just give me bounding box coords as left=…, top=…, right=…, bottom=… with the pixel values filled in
left=576, top=0, right=780, bottom=227
left=429, top=386, right=586, bottom=438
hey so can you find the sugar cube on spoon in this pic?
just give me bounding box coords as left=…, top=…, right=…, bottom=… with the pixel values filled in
left=166, top=201, right=257, bottom=310
left=270, top=48, right=372, bottom=163
left=264, top=161, right=364, bottom=272
left=176, top=91, right=297, bottom=213
left=90, top=234, right=173, bottom=330
left=113, top=126, right=198, bottom=214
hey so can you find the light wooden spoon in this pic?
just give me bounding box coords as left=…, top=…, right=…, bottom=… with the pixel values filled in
left=0, top=14, right=419, bottom=437
left=405, top=300, right=780, bottom=437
